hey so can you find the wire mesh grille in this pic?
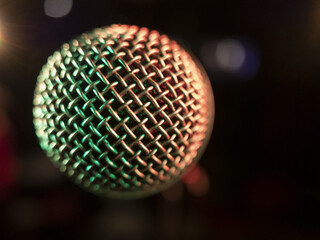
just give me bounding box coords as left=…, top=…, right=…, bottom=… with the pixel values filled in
left=33, top=24, right=213, bottom=198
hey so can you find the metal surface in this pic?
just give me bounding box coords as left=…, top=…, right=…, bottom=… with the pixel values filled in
left=33, top=24, right=214, bottom=198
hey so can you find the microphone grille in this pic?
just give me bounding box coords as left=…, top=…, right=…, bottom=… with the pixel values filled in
left=33, top=24, right=214, bottom=198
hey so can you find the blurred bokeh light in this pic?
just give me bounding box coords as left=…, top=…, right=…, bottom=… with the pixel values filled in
left=200, top=38, right=260, bottom=80
left=0, top=26, right=3, bottom=47
left=183, top=165, right=210, bottom=197
left=44, top=0, right=73, bottom=18
left=216, top=39, right=246, bottom=72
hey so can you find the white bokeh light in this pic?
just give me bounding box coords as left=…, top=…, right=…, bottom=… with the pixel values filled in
left=216, top=39, right=246, bottom=71
left=44, top=0, right=73, bottom=18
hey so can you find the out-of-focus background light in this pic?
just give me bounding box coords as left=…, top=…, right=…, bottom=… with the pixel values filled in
left=308, top=1, right=320, bottom=43
left=183, top=165, right=210, bottom=197
left=44, top=0, right=73, bottom=18
left=216, top=39, right=246, bottom=72
left=0, top=28, right=2, bottom=47
left=200, top=38, right=260, bottom=80
left=0, top=22, right=4, bottom=49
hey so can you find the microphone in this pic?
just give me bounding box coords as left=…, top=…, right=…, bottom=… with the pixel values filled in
left=33, top=24, right=214, bottom=198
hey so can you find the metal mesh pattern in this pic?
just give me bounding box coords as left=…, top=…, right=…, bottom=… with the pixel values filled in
left=33, top=24, right=213, bottom=198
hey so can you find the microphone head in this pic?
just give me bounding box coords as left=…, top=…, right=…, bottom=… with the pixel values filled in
left=33, top=24, right=214, bottom=198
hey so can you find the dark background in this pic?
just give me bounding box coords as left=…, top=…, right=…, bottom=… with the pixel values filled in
left=0, top=0, right=319, bottom=239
